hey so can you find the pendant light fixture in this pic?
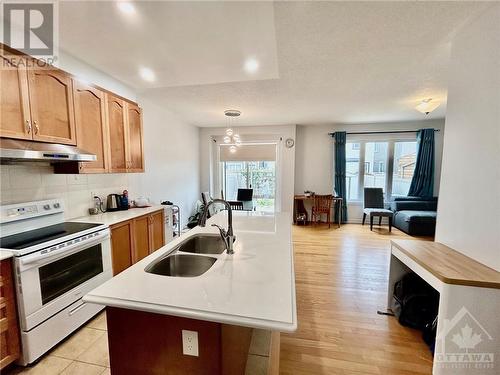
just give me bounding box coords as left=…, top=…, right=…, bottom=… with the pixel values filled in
left=224, top=110, right=242, bottom=153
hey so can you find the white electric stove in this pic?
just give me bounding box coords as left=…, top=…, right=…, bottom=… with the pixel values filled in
left=0, top=199, right=112, bottom=365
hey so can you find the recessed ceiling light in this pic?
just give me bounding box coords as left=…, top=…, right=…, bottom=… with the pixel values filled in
left=139, top=67, right=155, bottom=82
left=244, top=58, right=259, bottom=74
left=117, top=2, right=136, bottom=15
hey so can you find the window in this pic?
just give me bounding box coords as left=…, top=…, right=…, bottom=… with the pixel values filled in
left=346, top=143, right=360, bottom=200
left=364, top=142, right=388, bottom=191
left=221, top=161, right=276, bottom=212
left=392, top=141, right=417, bottom=196
left=344, top=139, right=417, bottom=201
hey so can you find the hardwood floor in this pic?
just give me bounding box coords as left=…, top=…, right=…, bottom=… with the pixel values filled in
left=280, top=224, right=434, bottom=375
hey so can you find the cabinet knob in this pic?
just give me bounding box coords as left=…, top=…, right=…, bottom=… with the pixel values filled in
left=26, top=120, right=31, bottom=134
left=33, top=121, right=39, bottom=134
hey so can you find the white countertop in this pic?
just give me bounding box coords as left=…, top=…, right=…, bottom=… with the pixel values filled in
left=84, top=211, right=297, bottom=332
left=0, top=250, right=13, bottom=261
left=73, top=205, right=166, bottom=226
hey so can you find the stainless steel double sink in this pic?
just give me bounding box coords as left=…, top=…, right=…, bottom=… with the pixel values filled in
left=145, top=234, right=225, bottom=277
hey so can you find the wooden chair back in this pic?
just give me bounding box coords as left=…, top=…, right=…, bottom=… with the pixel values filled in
left=313, top=195, right=334, bottom=213
left=229, top=201, right=244, bottom=210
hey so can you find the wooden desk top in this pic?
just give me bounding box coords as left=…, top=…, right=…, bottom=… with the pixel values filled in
left=391, top=240, right=500, bottom=289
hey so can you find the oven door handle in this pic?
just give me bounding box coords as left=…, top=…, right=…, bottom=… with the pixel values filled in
left=20, top=230, right=110, bottom=267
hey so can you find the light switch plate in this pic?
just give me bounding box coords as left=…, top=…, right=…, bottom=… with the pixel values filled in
left=182, top=330, right=199, bottom=356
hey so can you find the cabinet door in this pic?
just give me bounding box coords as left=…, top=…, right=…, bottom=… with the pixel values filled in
left=0, top=259, right=21, bottom=370
left=133, top=215, right=151, bottom=263
left=106, top=94, right=128, bottom=172
left=150, top=210, right=165, bottom=253
left=27, top=66, right=77, bottom=145
left=110, top=220, right=133, bottom=276
left=73, top=80, right=109, bottom=173
left=0, top=53, right=32, bottom=140
left=126, top=103, right=144, bottom=172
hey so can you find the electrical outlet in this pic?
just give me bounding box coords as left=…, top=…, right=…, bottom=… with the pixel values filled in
left=182, top=330, right=199, bottom=357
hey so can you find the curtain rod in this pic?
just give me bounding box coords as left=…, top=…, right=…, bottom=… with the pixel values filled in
left=329, top=129, right=440, bottom=137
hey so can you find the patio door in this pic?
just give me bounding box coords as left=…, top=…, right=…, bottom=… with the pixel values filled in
left=219, top=143, right=277, bottom=212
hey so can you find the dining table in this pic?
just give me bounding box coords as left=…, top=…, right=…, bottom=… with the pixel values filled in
left=293, top=195, right=343, bottom=228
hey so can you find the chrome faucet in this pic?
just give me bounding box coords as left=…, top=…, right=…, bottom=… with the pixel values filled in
left=199, top=199, right=235, bottom=255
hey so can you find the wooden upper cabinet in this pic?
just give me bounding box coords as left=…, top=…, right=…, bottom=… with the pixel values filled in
left=0, top=53, right=32, bottom=140
left=126, top=103, right=144, bottom=172
left=150, top=210, right=165, bottom=253
left=27, top=66, right=77, bottom=145
left=106, top=94, right=128, bottom=173
left=73, top=80, right=109, bottom=173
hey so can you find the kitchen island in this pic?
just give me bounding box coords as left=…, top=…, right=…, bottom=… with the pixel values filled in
left=84, top=211, right=296, bottom=374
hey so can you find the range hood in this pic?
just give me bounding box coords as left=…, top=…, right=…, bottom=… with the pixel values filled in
left=0, top=138, right=96, bottom=162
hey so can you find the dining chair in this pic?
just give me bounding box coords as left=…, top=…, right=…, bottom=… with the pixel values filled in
left=362, top=188, right=393, bottom=231
left=311, top=194, right=334, bottom=228
left=229, top=201, right=244, bottom=210
left=237, top=188, right=253, bottom=202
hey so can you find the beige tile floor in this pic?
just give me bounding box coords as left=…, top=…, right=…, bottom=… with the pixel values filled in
left=6, top=311, right=109, bottom=375
left=6, top=311, right=270, bottom=375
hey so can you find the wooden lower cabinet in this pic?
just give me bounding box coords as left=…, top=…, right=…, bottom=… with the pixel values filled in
left=0, top=259, right=21, bottom=370
left=107, top=307, right=253, bottom=375
left=132, top=215, right=151, bottom=263
left=110, top=210, right=165, bottom=274
left=150, top=210, right=165, bottom=253
left=110, top=220, right=134, bottom=276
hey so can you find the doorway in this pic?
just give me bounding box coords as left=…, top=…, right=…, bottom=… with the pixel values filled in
left=218, top=143, right=277, bottom=212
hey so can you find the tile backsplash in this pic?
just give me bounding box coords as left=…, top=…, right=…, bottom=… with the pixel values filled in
left=0, top=163, right=141, bottom=219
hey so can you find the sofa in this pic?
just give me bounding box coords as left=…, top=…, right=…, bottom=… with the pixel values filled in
left=390, top=196, right=438, bottom=236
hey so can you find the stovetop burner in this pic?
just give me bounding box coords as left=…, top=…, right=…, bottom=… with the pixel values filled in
left=0, top=222, right=102, bottom=250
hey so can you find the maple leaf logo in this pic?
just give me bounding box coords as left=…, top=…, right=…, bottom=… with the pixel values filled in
left=451, top=324, right=482, bottom=352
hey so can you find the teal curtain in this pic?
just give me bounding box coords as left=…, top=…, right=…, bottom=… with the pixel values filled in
left=334, top=132, right=348, bottom=222
left=408, top=128, right=435, bottom=197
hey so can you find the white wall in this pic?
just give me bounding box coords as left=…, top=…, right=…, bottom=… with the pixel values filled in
left=435, top=5, right=500, bottom=271
left=294, top=119, right=445, bottom=222
left=135, top=96, right=200, bottom=225
left=200, top=125, right=296, bottom=213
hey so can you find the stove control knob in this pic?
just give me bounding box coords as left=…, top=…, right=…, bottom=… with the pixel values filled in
left=43, top=204, right=50, bottom=210
left=53, top=203, right=60, bottom=209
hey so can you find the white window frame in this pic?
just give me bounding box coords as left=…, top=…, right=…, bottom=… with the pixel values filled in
left=345, top=135, right=417, bottom=202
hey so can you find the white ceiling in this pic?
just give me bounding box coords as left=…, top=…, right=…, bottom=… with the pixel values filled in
left=59, top=1, right=490, bottom=127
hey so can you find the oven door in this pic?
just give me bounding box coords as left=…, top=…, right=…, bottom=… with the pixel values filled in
left=14, top=229, right=112, bottom=331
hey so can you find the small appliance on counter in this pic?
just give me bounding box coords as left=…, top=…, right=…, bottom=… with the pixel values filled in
left=106, top=193, right=128, bottom=211
left=161, top=201, right=181, bottom=238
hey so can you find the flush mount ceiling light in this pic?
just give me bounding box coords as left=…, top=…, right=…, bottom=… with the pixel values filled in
left=224, top=110, right=242, bottom=152
left=244, top=58, right=259, bottom=74
left=117, top=1, right=136, bottom=15
left=139, top=67, right=156, bottom=82
left=415, top=98, right=440, bottom=115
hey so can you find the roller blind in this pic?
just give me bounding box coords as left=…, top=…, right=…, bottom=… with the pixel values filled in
left=220, top=144, right=276, bottom=162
